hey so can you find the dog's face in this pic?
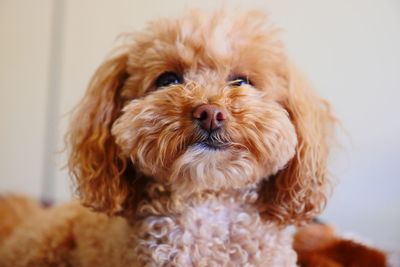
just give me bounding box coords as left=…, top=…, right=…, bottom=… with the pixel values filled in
left=68, top=10, right=334, bottom=224
left=112, top=11, right=297, bottom=194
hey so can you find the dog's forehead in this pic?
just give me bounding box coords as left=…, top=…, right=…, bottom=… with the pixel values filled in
left=132, top=11, right=278, bottom=67
left=123, top=10, right=286, bottom=98
left=177, top=13, right=235, bottom=59
left=143, top=15, right=240, bottom=69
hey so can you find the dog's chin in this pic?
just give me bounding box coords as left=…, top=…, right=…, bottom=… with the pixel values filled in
left=166, top=145, right=264, bottom=195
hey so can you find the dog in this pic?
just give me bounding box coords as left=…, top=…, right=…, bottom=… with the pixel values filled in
left=0, top=10, right=335, bottom=266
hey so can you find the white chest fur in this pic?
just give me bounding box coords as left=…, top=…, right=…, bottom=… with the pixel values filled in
left=132, top=196, right=297, bottom=267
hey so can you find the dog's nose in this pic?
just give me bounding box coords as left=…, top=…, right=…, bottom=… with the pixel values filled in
left=192, top=104, right=226, bottom=132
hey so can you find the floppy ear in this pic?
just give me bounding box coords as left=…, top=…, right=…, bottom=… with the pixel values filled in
left=67, top=52, right=141, bottom=215
left=259, top=64, right=335, bottom=225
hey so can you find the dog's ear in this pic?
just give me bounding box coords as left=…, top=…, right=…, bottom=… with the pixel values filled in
left=67, top=52, right=139, bottom=215
left=259, top=64, right=335, bottom=225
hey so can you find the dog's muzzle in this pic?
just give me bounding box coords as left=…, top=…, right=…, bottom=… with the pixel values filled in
left=192, top=104, right=229, bottom=150
left=192, top=104, right=226, bottom=132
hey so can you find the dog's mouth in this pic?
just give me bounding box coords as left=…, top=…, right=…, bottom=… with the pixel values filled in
left=192, top=129, right=230, bottom=151
left=195, top=140, right=228, bottom=150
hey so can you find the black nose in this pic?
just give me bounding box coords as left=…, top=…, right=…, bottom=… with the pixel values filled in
left=192, top=104, right=226, bottom=132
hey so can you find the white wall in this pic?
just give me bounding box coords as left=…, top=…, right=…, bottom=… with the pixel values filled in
left=1, top=0, right=399, bottom=249
left=0, top=0, right=52, bottom=198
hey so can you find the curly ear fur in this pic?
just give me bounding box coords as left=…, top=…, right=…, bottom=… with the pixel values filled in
left=259, top=64, right=335, bottom=225
left=67, top=52, right=139, bottom=215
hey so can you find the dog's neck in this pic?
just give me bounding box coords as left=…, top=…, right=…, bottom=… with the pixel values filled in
left=131, top=180, right=261, bottom=221
left=124, top=180, right=297, bottom=266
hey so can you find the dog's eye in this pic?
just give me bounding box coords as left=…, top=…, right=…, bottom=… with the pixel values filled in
left=155, top=72, right=182, bottom=88
left=230, top=76, right=252, bottom=86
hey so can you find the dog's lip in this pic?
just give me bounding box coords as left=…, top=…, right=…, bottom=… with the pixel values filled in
left=192, top=128, right=230, bottom=150
left=194, top=141, right=229, bottom=151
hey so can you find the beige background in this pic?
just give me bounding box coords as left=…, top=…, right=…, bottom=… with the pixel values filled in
left=1, top=0, right=399, bottom=249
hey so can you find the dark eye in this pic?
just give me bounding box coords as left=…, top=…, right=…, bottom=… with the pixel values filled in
left=155, top=72, right=182, bottom=88
left=230, top=76, right=252, bottom=86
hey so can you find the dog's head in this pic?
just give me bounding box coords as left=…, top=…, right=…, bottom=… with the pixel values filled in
left=68, top=10, right=334, bottom=225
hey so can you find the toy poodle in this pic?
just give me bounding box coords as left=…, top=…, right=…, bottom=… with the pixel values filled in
left=0, top=10, right=335, bottom=266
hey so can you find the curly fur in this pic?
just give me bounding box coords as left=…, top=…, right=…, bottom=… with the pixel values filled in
left=0, top=9, right=335, bottom=266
